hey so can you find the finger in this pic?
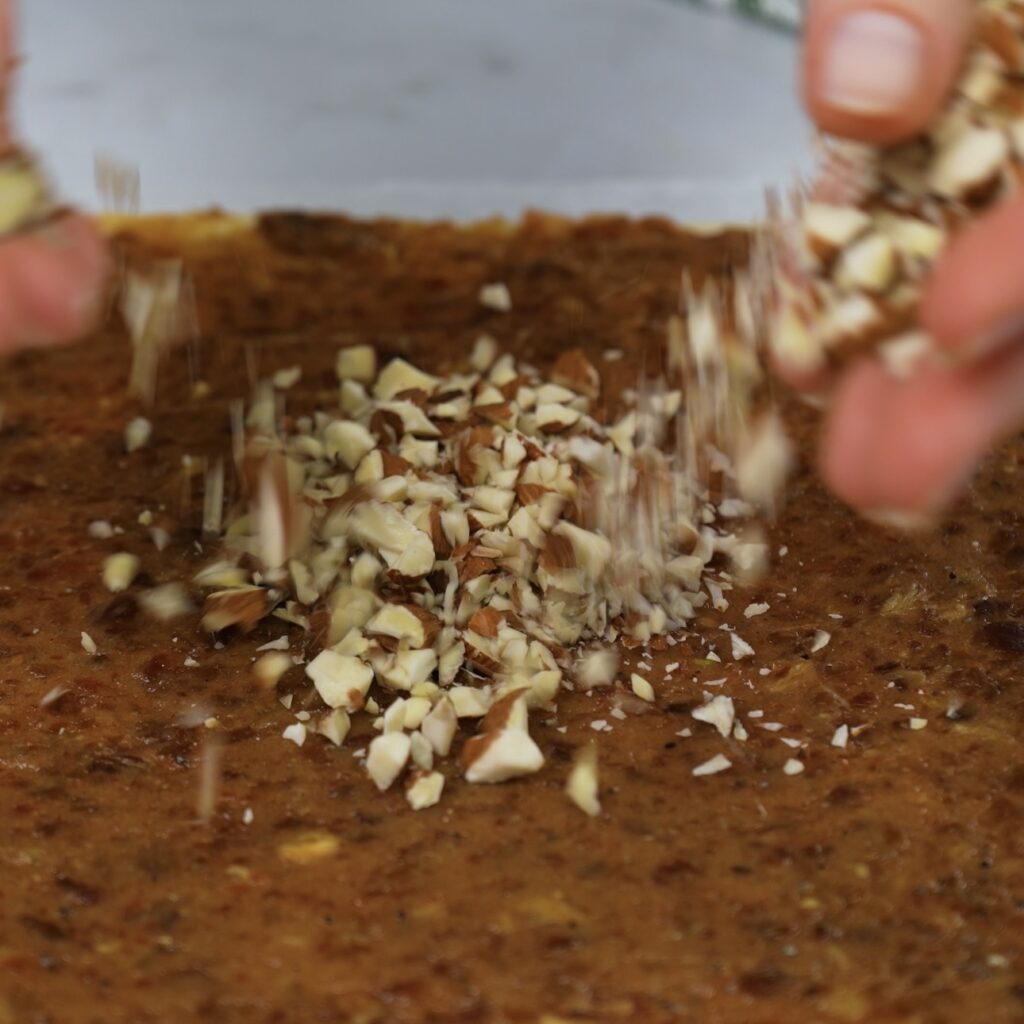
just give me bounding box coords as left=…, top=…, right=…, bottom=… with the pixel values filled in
left=821, top=347, right=1024, bottom=516
left=921, top=194, right=1024, bottom=361
left=803, top=0, right=973, bottom=144
left=0, top=214, right=111, bottom=354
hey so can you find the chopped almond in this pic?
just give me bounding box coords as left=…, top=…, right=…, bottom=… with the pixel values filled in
left=462, top=726, right=543, bottom=784
left=406, top=770, right=445, bottom=810
left=305, top=650, right=374, bottom=710
left=102, top=552, right=139, bottom=593
left=566, top=745, right=601, bottom=817
left=551, top=348, right=600, bottom=399
left=336, top=344, right=377, bottom=383
left=366, top=732, right=412, bottom=791
left=201, top=587, right=269, bottom=633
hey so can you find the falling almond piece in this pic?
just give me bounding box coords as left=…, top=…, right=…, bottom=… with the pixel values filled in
left=566, top=745, right=601, bottom=817
left=102, top=552, right=139, bottom=593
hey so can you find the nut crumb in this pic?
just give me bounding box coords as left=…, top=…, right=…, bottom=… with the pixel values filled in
left=478, top=282, right=512, bottom=312
left=566, top=745, right=601, bottom=817
left=692, top=754, right=732, bottom=777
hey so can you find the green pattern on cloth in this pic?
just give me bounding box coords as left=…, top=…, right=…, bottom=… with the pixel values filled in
left=680, top=0, right=802, bottom=31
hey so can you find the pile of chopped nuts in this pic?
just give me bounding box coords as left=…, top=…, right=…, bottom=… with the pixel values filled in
left=188, top=336, right=765, bottom=808
left=768, top=0, right=1024, bottom=378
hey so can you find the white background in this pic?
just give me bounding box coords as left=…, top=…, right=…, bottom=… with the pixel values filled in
left=17, top=0, right=811, bottom=222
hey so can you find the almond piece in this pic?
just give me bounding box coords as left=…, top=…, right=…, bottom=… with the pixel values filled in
left=376, top=649, right=438, bottom=691
left=378, top=399, right=441, bottom=438
left=479, top=688, right=531, bottom=733
left=324, top=420, right=376, bottom=469
left=448, top=686, right=492, bottom=718
left=836, top=232, right=897, bottom=294
left=366, top=732, right=411, bottom=791
left=0, top=155, right=48, bottom=235
left=692, top=754, right=732, bottom=777
left=406, top=770, right=445, bottom=810
left=534, top=404, right=581, bottom=434
left=138, top=583, right=193, bottom=622
left=254, top=651, right=293, bottom=689
left=468, top=606, right=503, bottom=639
left=735, top=411, right=794, bottom=511
left=552, top=522, right=611, bottom=581
left=317, top=708, right=351, bottom=746
left=201, top=586, right=269, bottom=633
left=282, top=722, right=307, bottom=747
left=478, top=282, right=512, bottom=312
left=336, top=344, right=377, bottom=383
left=630, top=673, right=655, bottom=704
left=551, top=348, right=601, bottom=399
left=305, top=650, right=374, bottom=710
left=438, top=642, right=466, bottom=686
left=802, top=202, right=871, bottom=262
left=770, top=302, right=824, bottom=375
left=366, top=604, right=428, bottom=647
left=349, top=501, right=436, bottom=578
left=340, top=379, right=371, bottom=418
left=409, top=730, right=435, bottom=771
left=327, top=587, right=381, bottom=645
left=929, top=125, right=1009, bottom=202
left=421, top=696, right=458, bottom=755
left=979, top=7, right=1024, bottom=70
left=886, top=216, right=945, bottom=264
left=470, top=334, right=499, bottom=372
left=374, top=358, right=439, bottom=401
left=102, top=552, right=140, bottom=593
left=254, top=451, right=303, bottom=570
left=692, top=695, right=735, bottom=738
left=566, top=745, right=601, bottom=817
left=124, top=416, right=152, bottom=453
left=383, top=697, right=408, bottom=733
left=462, top=726, right=544, bottom=784
left=403, top=696, right=433, bottom=731
left=576, top=648, right=619, bottom=689
left=272, top=365, right=302, bottom=390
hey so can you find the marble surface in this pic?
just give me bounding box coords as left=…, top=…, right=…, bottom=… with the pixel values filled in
left=17, top=0, right=811, bottom=222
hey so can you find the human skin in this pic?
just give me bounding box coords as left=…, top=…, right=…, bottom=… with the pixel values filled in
left=802, top=0, right=1024, bottom=519
left=0, top=0, right=110, bottom=357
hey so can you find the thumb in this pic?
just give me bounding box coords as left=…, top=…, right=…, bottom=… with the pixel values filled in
left=803, top=0, right=974, bottom=145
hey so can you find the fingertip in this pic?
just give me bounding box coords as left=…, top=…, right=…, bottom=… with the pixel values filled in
left=921, top=196, right=1024, bottom=358
left=4, top=213, right=111, bottom=345
left=823, top=358, right=995, bottom=516
left=803, top=0, right=972, bottom=145
left=819, top=358, right=885, bottom=508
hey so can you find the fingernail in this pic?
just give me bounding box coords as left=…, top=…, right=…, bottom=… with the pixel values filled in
left=820, top=11, right=925, bottom=117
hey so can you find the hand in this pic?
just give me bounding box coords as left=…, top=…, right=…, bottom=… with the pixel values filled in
left=0, top=2, right=109, bottom=356
left=802, top=0, right=1024, bottom=520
